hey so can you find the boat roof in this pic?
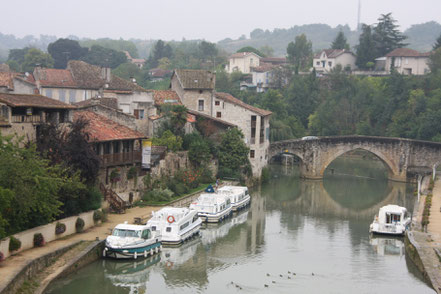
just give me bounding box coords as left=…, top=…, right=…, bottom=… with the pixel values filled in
left=379, top=205, right=407, bottom=214
left=150, top=207, right=194, bottom=220
left=196, top=193, right=229, bottom=204
left=218, top=186, right=248, bottom=192
left=114, top=223, right=150, bottom=230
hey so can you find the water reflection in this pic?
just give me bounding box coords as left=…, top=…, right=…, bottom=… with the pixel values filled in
left=370, top=236, right=404, bottom=256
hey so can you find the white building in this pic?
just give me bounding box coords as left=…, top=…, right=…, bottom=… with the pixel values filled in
left=313, top=49, right=357, bottom=73
left=383, top=48, right=431, bottom=75
left=226, top=52, right=261, bottom=74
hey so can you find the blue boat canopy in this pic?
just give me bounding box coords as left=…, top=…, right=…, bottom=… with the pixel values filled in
left=205, top=185, right=215, bottom=193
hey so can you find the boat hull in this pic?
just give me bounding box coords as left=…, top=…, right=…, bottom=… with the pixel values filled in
left=231, top=196, right=251, bottom=212
left=104, top=242, right=162, bottom=259
left=162, top=224, right=201, bottom=246
left=198, top=208, right=232, bottom=223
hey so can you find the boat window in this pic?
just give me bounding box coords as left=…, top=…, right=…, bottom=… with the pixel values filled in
left=142, top=229, right=151, bottom=239
left=227, top=199, right=231, bottom=205
left=192, top=215, right=199, bottom=223
left=151, top=226, right=156, bottom=231
left=386, top=213, right=401, bottom=223
left=180, top=222, right=189, bottom=230
left=166, top=227, right=172, bottom=232
left=112, top=229, right=141, bottom=238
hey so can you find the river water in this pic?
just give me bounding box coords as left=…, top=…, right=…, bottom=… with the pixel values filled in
left=46, top=156, right=435, bottom=294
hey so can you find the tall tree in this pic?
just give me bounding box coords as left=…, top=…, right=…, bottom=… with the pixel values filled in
left=22, top=48, right=54, bottom=72
left=237, top=46, right=265, bottom=57
left=48, top=38, right=87, bottom=69
left=356, top=24, right=377, bottom=69
left=198, top=41, right=218, bottom=61
left=331, top=31, right=350, bottom=50
left=81, top=45, right=127, bottom=68
left=428, top=47, right=441, bottom=73
left=146, top=40, right=173, bottom=69
left=373, top=13, right=408, bottom=57
left=287, top=34, right=313, bottom=73
left=434, top=33, right=441, bottom=50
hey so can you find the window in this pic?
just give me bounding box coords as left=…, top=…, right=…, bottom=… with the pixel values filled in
left=250, top=150, right=255, bottom=158
left=151, top=226, right=156, bottom=231
left=69, top=90, right=76, bottom=103
left=134, top=109, right=144, bottom=119
left=216, top=112, right=221, bottom=118
left=192, top=215, right=199, bottom=223
left=139, top=109, right=144, bottom=119
left=59, top=89, right=66, bottom=102
left=141, top=229, right=151, bottom=239
left=316, top=61, right=320, bottom=66
left=215, top=100, right=220, bottom=106
left=250, top=58, right=254, bottom=65
left=180, top=222, right=189, bottom=230
left=166, top=227, right=172, bottom=232
left=328, top=61, right=332, bottom=67
left=198, top=100, right=204, bottom=111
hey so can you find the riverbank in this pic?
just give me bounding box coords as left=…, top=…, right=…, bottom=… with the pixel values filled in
left=406, top=177, right=441, bottom=293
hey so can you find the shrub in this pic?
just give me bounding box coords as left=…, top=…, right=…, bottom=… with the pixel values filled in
left=93, top=210, right=103, bottom=223
left=142, top=188, right=174, bottom=203
left=110, top=169, right=121, bottom=183
left=76, top=217, right=85, bottom=233
left=9, top=236, right=21, bottom=252
left=127, top=167, right=137, bottom=180
left=0, top=251, right=4, bottom=262
left=33, top=233, right=45, bottom=247
left=101, top=209, right=108, bottom=222
left=55, top=222, right=66, bottom=235
left=199, top=167, right=214, bottom=184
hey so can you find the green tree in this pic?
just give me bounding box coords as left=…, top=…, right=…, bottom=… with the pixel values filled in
left=22, top=48, right=54, bottom=72
left=81, top=45, right=127, bottom=68
left=188, top=139, right=211, bottom=167
left=429, top=47, right=441, bottom=73
left=112, top=62, right=142, bottom=81
left=331, top=31, right=350, bottom=50
left=433, top=33, right=441, bottom=50
left=287, top=34, right=312, bottom=72
left=48, top=38, right=87, bottom=69
left=259, top=45, right=274, bottom=57
left=146, top=40, right=173, bottom=69
left=199, top=41, right=218, bottom=61
left=217, top=128, right=251, bottom=177
left=237, top=46, right=265, bottom=57
left=373, top=13, right=408, bottom=57
left=152, top=130, right=183, bottom=152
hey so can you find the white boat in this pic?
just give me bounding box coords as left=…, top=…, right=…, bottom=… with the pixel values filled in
left=189, top=193, right=232, bottom=223
left=369, top=205, right=411, bottom=236
left=147, top=207, right=202, bottom=246
left=104, top=223, right=161, bottom=259
left=217, top=185, right=251, bottom=211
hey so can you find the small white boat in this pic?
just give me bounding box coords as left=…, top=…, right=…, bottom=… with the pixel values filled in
left=369, top=205, right=411, bottom=236
left=189, top=193, right=232, bottom=223
left=104, top=223, right=161, bottom=259
left=217, top=185, right=251, bottom=211
left=147, top=207, right=202, bottom=246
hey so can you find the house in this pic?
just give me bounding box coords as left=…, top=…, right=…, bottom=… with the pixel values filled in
left=383, top=48, right=431, bottom=75
left=226, top=52, right=261, bottom=74
left=73, top=110, right=147, bottom=187
left=313, top=49, right=357, bottom=73
left=0, top=72, right=38, bottom=94
left=148, top=68, right=172, bottom=82
left=0, top=93, right=75, bottom=142
left=170, top=69, right=272, bottom=177
left=124, top=51, right=146, bottom=69
left=260, top=57, right=287, bottom=66
left=250, top=64, right=277, bottom=93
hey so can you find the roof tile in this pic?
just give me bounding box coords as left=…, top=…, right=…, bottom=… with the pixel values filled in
left=174, top=69, right=215, bottom=90
left=0, top=93, right=75, bottom=109
left=214, top=92, right=272, bottom=116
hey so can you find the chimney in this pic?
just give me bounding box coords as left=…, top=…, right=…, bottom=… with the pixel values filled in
left=101, top=67, right=111, bottom=82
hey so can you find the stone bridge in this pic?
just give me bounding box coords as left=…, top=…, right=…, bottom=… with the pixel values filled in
left=269, top=136, right=441, bottom=182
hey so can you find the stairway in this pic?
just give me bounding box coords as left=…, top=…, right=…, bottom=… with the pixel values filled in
left=100, top=183, right=129, bottom=214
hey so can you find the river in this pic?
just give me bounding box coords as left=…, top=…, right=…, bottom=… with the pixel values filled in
left=46, top=155, right=435, bottom=293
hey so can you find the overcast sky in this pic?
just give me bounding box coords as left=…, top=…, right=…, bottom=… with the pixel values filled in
left=1, top=0, right=440, bottom=41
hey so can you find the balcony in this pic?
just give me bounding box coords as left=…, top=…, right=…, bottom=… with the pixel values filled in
left=11, top=115, right=42, bottom=123
left=99, top=151, right=141, bottom=167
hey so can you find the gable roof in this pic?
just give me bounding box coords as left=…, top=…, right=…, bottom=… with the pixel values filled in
left=0, top=93, right=75, bottom=109
left=229, top=52, right=261, bottom=59
left=173, top=69, right=215, bottom=90
left=153, top=90, right=182, bottom=106
left=214, top=92, right=272, bottom=116
left=314, top=49, right=354, bottom=59
left=251, top=63, right=276, bottom=73
left=0, top=72, right=19, bottom=90
left=386, top=48, right=431, bottom=57
left=73, top=110, right=146, bottom=142
left=34, top=68, right=76, bottom=88
left=260, top=57, right=287, bottom=64
left=187, top=109, right=236, bottom=127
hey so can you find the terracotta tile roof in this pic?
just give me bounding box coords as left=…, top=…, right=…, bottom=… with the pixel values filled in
left=229, top=52, right=262, bottom=59
left=34, top=68, right=76, bottom=88
left=0, top=93, right=75, bottom=109
left=251, top=63, right=276, bottom=73
left=153, top=90, right=181, bottom=105
left=67, top=60, right=148, bottom=92
left=386, top=48, right=431, bottom=57
left=0, top=64, right=10, bottom=72
left=187, top=109, right=236, bottom=127
left=214, top=92, right=272, bottom=117
left=314, top=49, right=354, bottom=59
left=74, top=110, right=146, bottom=142
left=74, top=97, right=119, bottom=109
left=173, top=69, right=215, bottom=90
left=0, top=72, right=19, bottom=90
left=260, top=57, right=287, bottom=64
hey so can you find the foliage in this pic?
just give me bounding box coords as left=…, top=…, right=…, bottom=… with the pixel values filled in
left=22, top=48, right=54, bottom=72
left=110, top=169, right=121, bottom=184
left=81, top=45, right=127, bottom=68
left=237, top=46, right=265, bottom=57
left=287, top=34, right=312, bottom=72
left=33, top=233, right=45, bottom=247
left=80, top=38, right=139, bottom=58
left=152, top=130, right=183, bottom=152
left=188, top=139, right=211, bottom=167
left=112, top=62, right=142, bottom=81
left=217, top=128, right=251, bottom=178
left=93, top=210, right=103, bottom=222
left=75, top=217, right=85, bottom=233
left=372, top=13, right=408, bottom=58
left=127, top=167, right=137, bottom=180
left=331, top=31, right=350, bottom=50
left=356, top=25, right=376, bottom=69
left=434, top=33, right=441, bottom=50
left=142, top=188, right=174, bottom=203
left=9, top=236, right=21, bottom=252
left=48, top=38, right=88, bottom=69
left=429, top=48, right=441, bottom=73
left=55, top=222, right=66, bottom=235
left=146, top=40, right=173, bottom=69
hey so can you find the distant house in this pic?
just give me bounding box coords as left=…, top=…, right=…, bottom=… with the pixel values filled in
left=313, top=49, right=357, bottom=73
left=383, top=48, right=431, bottom=75
left=260, top=57, right=287, bottom=66
left=123, top=51, right=146, bottom=69
left=148, top=68, right=172, bottom=82
left=0, top=93, right=75, bottom=142
left=250, top=63, right=278, bottom=93
left=226, top=52, right=261, bottom=74
left=0, top=72, right=37, bottom=94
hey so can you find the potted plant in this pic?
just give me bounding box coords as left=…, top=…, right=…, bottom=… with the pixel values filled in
left=33, top=233, right=45, bottom=247
left=76, top=217, right=85, bottom=233
left=55, top=222, right=66, bottom=235
left=9, top=236, right=21, bottom=252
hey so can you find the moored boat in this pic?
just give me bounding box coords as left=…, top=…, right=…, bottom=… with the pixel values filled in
left=104, top=223, right=161, bottom=259
left=147, top=207, right=202, bottom=246
left=369, top=205, right=411, bottom=236
left=189, top=193, right=232, bottom=223
left=217, top=185, right=250, bottom=211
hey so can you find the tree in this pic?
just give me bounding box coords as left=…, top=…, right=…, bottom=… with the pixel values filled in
left=356, top=24, right=377, bottom=69
left=434, top=33, right=441, bottom=50
left=429, top=47, right=441, bottom=73
left=199, top=41, right=218, bottom=60
left=331, top=31, right=350, bottom=50
left=373, top=13, right=408, bottom=57
left=81, top=45, right=127, bottom=68
left=217, top=128, right=251, bottom=177
left=259, top=45, right=274, bottom=57
left=237, top=46, right=265, bottom=57
left=22, top=48, right=54, bottom=72
left=287, top=34, right=312, bottom=72
left=48, top=38, right=87, bottom=69
left=146, top=40, right=173, bottom=69
left=7, top=48, right=31, bottom=70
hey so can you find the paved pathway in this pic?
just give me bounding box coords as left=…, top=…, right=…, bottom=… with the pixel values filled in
left=0, top=206, right=158, bottom=293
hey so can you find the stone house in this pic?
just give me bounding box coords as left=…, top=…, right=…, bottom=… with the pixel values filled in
left=383, top=48, right=431, bottom=75
left=226, top=52, right=261, bottom=74
left=0, top=93, right=75, bottom=143
left=250, top=63, right=279, bottom=93
left=313, top=49, right=357, bottom=73
left=123, top=51, right=146, bottom=69
left=0, top=72, right=38, bottom=94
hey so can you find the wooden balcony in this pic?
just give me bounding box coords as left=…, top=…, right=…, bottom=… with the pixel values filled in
left=99, top=151, right=141, bottom=167
left=11, top=115, right=42, bottom=123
